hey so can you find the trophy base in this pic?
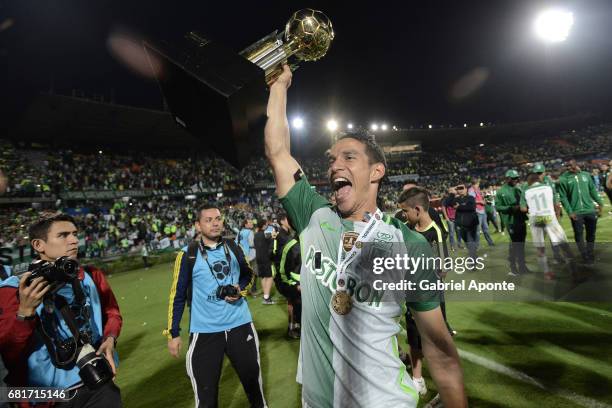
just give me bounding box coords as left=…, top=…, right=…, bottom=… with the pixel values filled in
left=144, top=33, right=268, bottom=168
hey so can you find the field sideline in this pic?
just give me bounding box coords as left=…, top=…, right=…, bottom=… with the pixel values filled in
left=110, top=208, right=612, bottom=407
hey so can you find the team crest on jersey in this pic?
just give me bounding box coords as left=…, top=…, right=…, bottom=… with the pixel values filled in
left=342, top=232, right=359, bottom=252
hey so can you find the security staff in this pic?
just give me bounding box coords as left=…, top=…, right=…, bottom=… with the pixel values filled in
left=557, top=160, right=604, bottom=264
left=496, top=170, right=530, bottom=276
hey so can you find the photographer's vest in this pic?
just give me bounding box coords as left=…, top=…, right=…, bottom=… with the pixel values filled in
left=0, top=273, right=113, bottom=389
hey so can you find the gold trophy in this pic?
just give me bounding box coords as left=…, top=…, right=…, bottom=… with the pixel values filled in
left=144, top=9, right=334, bottom=168
left=240, top=9, right=335, bottom=84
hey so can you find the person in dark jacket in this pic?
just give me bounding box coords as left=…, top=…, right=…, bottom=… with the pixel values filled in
left=558, top=160, right=604, bottom=264
left=270, top=212, right=301, bottom=339
left=254, top=219, right=275, bottom=304
left=453, top=184, right=479, bottom=261
left=496, top=170, right=530, bottom=276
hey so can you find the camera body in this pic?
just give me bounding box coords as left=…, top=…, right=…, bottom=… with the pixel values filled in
left=216, top=284, right=239, bottom=299
left=26, top=256, right=79, bottom=293
left=264, top=223, right=280, bottom=239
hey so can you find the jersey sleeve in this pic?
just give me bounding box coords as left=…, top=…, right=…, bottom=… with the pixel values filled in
left=163, top=250, right=190, bottom=339
left=279, top=176, right=330, bottom=234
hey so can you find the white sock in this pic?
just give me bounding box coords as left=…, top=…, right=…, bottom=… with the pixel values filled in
left=537, top=255, right=549, bottom=273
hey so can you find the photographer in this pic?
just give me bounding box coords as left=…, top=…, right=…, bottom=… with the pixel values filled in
left=0, top=213, right=122, bottom=407
left=164, top=204, right=265, bottom=408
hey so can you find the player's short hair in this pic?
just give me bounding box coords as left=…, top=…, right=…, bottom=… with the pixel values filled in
left=29, top=213, right=77, bottom=241
left=336, top=132, right=387, bottom=171
left=527, top=173, right=540, bottom=186
left=398, top=187, right=430, bottom=211
left=196, top=203, right=221, bottom=220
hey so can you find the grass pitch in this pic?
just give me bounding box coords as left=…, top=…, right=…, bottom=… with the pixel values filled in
left=110, top=209, right=612, bottom=407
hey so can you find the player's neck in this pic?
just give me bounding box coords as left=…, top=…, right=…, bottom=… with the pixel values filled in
left=416, top=215, right=433, bottom=231
left=201, top=235, right=221, bottom=247
left=343, top=199, right=378, bottom=222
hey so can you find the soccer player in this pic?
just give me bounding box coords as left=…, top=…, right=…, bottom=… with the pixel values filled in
left=398, top=186, right=457, bottom=396
left=520, top=173, right=574, bottom=280
left=533, top=163, right=564, bottom=264
left=557, top=160, right=604, bottom=264
left=496, top=170, right=530, bottom=276
left=265, top=65, right=465, bottom=408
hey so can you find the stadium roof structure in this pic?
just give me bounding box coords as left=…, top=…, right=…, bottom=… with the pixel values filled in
left=8, top=94, right=201, bottom=151
left=8, top=94, right=600, bottom=156
left=379, top=113, right=598, bottom=150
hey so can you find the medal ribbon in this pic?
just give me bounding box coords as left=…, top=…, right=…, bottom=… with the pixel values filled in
left=335, top=208, right=384, bottom=293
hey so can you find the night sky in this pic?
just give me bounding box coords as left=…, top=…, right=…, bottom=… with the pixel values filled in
left=2, top=0, right=612, bottom=131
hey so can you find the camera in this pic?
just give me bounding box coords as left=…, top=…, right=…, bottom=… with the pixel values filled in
left=264, top=223, right=280, bottom=239
left=52, top=313, right=113, bottom=390
left=76, top=344, right=114, bottom=390
left=26, top=256, right=79, bottom=293
left=216, top=284, right=239, bottom=300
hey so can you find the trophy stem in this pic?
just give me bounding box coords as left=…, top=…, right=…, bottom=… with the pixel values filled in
left=243, top=35, right=300, bottom=83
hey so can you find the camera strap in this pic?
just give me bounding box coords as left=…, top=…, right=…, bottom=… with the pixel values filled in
left=35, top=277, right=93, bottom=368
left=198, top=238, right=232, bottom=289
left=35, top=295, right=81, bottom=367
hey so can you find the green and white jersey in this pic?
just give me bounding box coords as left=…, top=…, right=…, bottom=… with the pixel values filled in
left=521, top=182, right=556, bottom=218
left=280, top=177, right=439, bottom=408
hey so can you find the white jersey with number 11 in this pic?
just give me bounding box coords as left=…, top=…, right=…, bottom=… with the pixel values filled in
left=524, top=184, right=555, bottom=217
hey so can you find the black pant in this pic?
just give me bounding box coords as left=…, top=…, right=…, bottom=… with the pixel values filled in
left=457, top=224, right=478, bottom=260
left=507, top=221, right=527, bottom=272
left=56, top=382, right=122, bottom=408
left=187, top=323, right=266, bottom=408
left=570, top=213, right=597, bottom=261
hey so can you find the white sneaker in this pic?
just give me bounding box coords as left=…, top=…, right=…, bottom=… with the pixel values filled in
left=413, top=377, right=427, bottom=395
left=423, top=393, right=443, bottom=408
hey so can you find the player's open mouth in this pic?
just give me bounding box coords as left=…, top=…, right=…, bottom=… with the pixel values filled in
left=332, top=177, right=353, bottom=201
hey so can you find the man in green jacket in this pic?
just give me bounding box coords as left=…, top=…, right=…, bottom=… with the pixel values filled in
left=496, top=170, right=530, bottom=276
left=557, top=160, right=603, bottom=264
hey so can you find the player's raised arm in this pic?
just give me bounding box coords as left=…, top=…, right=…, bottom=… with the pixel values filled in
left=413, top=307, right=467, bottom=407
left=265, top=64, right=302, bottom=198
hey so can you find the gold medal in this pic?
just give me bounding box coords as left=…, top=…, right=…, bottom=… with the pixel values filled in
left=331, top=291, right=352, bottom=315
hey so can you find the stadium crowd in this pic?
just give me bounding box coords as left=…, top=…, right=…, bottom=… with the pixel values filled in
left=1, top=123, right=611, bottom=258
